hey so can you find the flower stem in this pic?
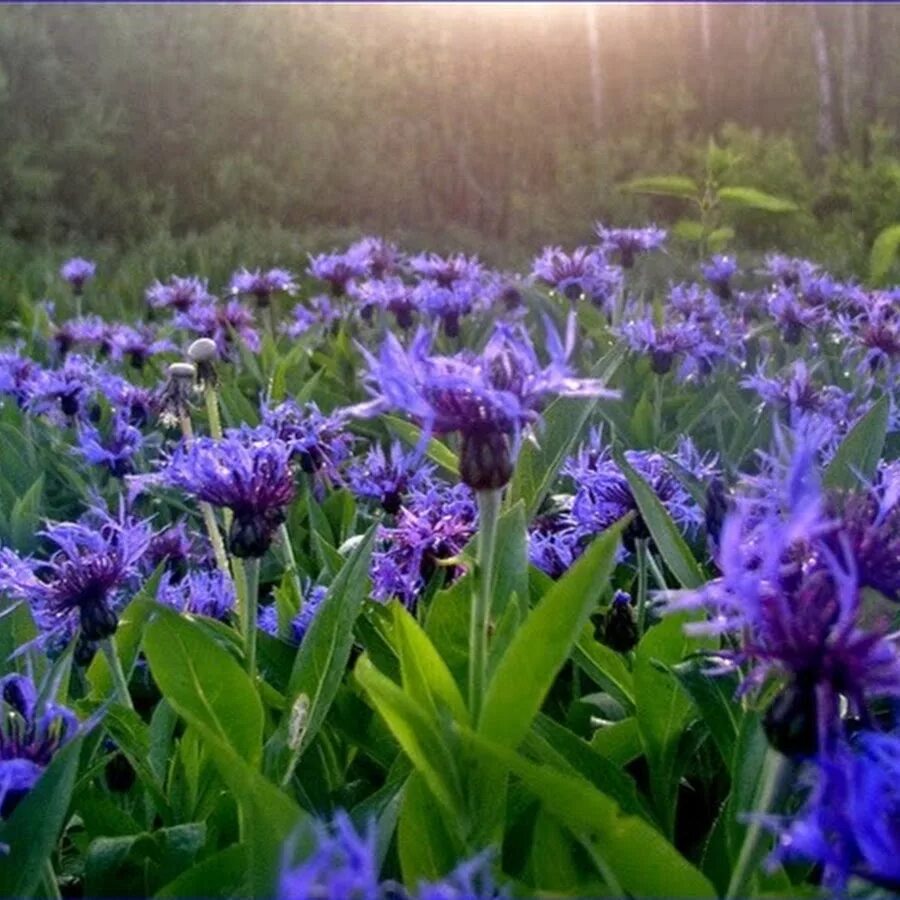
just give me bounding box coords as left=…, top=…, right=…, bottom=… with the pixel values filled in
left=101, top=636, right=133, bottom=710
left=725, top=748, right=792, bottom=900
left=279, top=522, right=304, bottom=604
left=42, top=859, right=62, bottom=900
left=635, top=538, right=649, bottom=634
left=653, top=375, right=663, bottom=444
left=204, top=383, right=224, bottom=441
left=470, top=488, right=501, bottom=721
left=243, top=557, right=260, bottom=676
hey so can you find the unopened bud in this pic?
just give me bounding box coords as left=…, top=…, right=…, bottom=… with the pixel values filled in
left=167, top=362, right=197, bottom=381
left=188, top=338, right=218, bottom=364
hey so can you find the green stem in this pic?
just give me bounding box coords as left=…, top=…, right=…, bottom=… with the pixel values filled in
left=653, top=375, right=663, bottom=445
left=725, top=749, right=792, bottom=900
left=279, top=522, right=304, bottom=603
left=204, top=384, right=224, bottom=441
left=101, top=636, right=133, bottom=710
left=42, top=858, right=62, bottom=900
left=647, top=549, right=668, bottom=592
left=470, top=488, right=501, bottom=721
left=243, top=557, right=260, bottom=676
left=635, top=538, right=649, bottom=634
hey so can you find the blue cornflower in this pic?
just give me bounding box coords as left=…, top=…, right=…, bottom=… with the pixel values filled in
left=349, top=277, right=417, bottom=328
left=163, top=426, right=296, bottom=558
left=672, top=440, right=900, bottom=756
left=143, top=521, right=205, bottom=581
left=76, top=412, right=144, bottom=477
left=0, top=350, right=38, bottom=407
left=262, top=400, right=352, bottom=479
left=25, top=354, right=99, bottom=423
left=763, top=254, right=820, bottom=289
left=146, top=275, right=215, bottom=313
left=282, top=295, right=342, bottom=338
left=414, top=278, right=479, bottom=338
left=258, top=584, right=327, bottom=644
left=229, top=267, right=297, bottom=307
left=344, top=441, right=434, bottom=514
left=175, top=299, right=260, bottom=357
left=96, top=374, right=158, bottom=428
left=349, top=315, right=616, bottom=490
left=836, top=295, right=900, bottom=377
left=416, top=850, right=506, bottom=900
left=767, top=731, right=900, bottom=894
left=528, top=522, right=580, bottom=579
left=52, top=316, right=108, bottom=358
left=107, top=324, right=174, bottom=369
left=531, top=245, right=621, bottom=308
left=0, top=674, right=78, bottom=818
left=347, top=236, right=405, bottom=279
left=595, top=224, right=666, bottom=268
left=59, top=258, right=96, bottom=294
left=700, top=255, right=738, bottom=299
left=0, top=505, right=151, bottom=642
left=371, top=482, right=477, bottom=606
left=408, top=252, right=483, bottom=288
left=157, top=569, right=235, bottom=621
left=766, top=287, right=822, bottom=345
left=308, top=247, right=370, bottom=296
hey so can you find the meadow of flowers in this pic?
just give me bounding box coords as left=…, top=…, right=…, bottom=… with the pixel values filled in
left=0, top=226, right=898, bottom=899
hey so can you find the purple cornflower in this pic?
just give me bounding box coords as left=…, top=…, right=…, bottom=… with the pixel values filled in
left=0, top=505, right=151, bottom=642
left=0, top=350, right=38, bottom=407
left=595, top=224, right=666, bottom=268
left=278, top=812, right=382, bottom=900
left=672, top=440, right=900, bottom=756
left=416, top=851, right=506, bottom=900
left=348, top=237, right=405, bottom=279
left=258, top=584, right=327, bottom=644
left=229, top=267, right=297, bottom=307
left=51, top=316, right=108, bottom=358
left=668, top=283, right=725, bottom=322
left=76, top=412, right=143, bottom=477
left=164, top=426, right=296, bottom=558
left=59, top=258, right=96, bottom=294
left=262, top=400, right=352, bottom=479
left=146, top=275, right=215, bottom=313
left=350, top=315, right=616, bottom=490
left=408, top=252, right=483, bottom=288
left=281, top=296, right=342, bottom=338
left=107, top=324, right=174, bottom=369
left=531, top=246, right=622, bottom=308
left=96, top=374, right=158, bottom=428
left=836, top=296, right=900, bottom=377
left=763, top=254, right=820, bottom=289
left=766, top=287, right=821, bottom=345
left=157, top=569, right=235, bottom=621
left=349, top=277, right=417, bottom=328
left=344, top=441, right=434, bottom=514
left=414, top=279, right=479, bottom=338
left=528, top=521, right=580, bottom=579
left=700, top=256, right=738, bottom=299
left=25, top=354, right=99, bottom=423
left=371, top=482, right=477, bottom=606
left=308, top=247, right=370, bottom=296
left=766, top=731, right=900, bottom=893
left=143, top=521, right=202, bottom=581
left=0, top=674, right=78, bottom=818
left=175, top=299, right=260, bottom=357
left=566, top=432, right=707, bottom=550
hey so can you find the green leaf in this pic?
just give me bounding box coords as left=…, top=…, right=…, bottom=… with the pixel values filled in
left=143, top=605, right=264, bottom=766
left=590, top=717, right=643, bottom=766
left=824, top=396, right=889, bottom=490
left=276, top=525, right=376, bottom=765
left=869, top=223, right=900, bottom=286
left=384, top=415, right=459, bottom=476
left=397, top=772, right=463, bottom=884
left=621, top=175, right=699, bottom=199
left=509, top=395, right=598, bottom=521
left=464, top=730, right=716, bottom=898
left=634, top=613, right=712, bottom=835
left=479, top=521, right=623, bottom=748
left=671, top=219, right=706, bottom=243
left=392, top=602, right=469, bottom=724
left=355, top=656, right=466, bottom=820
left=572, top=626, right=635, bottom=711
left=0, top=735, right=86, bottom=897
left=616, top=449, right=705, bottom=588
left=9, top=475, right=43, bottom=551
left=718, top=186, right=798, bottom=213
left=155, top=844, right=248, bottom=898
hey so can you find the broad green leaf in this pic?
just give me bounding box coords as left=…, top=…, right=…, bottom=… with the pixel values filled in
left=672, top=219, right=706, bottom=243
left=621, top=175, right=699, bottom=199
left=355, top=655, right=466, bottom=820
left=276, top=525, right=376, bottom=765
left=718, top=186, right=798, bottom=213
left=384, top=415, right=459, bottom=475
left=397, top=771, right=463, bottom=884
left=392, top=602, right=469, bottom=724
left=634, top=613, right=712, bottom=835
left=869, top=223, right=900, bottom=286
left=573, top=625, right=635, bottom=711
left=155, top=844, right=248, bottom=898
left=590, top=717, right=643, bottom=767
left=479, top=521, right=623, bottom=747
left=464, top=730, right=716, bottom=898
left=529, top=810, right=603, bottom=895
left=0, top=734, right=86, bottom=897
left=143, top=605, right=264, bottom=766
left=490, top=501, right=529, bottom=622
left=424, top=574, right=471, bottom=690
left=824, top=396, right=889, bottom=490
left=616, top=450, right=705, bottom=588
left=9, top=475, right=43, bottom=551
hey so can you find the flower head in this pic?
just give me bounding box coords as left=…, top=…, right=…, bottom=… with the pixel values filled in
left=532, top=246, right=622, bottom=308
left=158, top=569, right=235, bottom=621
left=409, top=252, right=482, bottom=288
left=259, top=584, right=327, bottom=644
left=349, top=277, right=417, bottom=329
left=59, top=258, right=96, bottom=293
left=175, top=299, right=260, bottom=358
left=76, top=412, right=144, bottom=477
left=262, top=400, right=352, bottom=479
left=595, top=224, right=666, bottom=268
left=0, top=674, right=78, bottom=818
left=229, top=268, right=297, bottom=306
left=107, top=324, right=174, bottom=369
left=345, top=441, right=434, bottom=514
left=308, top=247, right=370, bottom=296
left=146, top=275, right=215, bottom=313
left=700, top=255, right=738, bottom=299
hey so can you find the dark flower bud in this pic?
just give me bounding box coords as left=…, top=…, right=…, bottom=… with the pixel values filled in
left=563, top=282, right=583, bottom=302
left=650, top=349, right=673, bottom=375
left=763, top=678, right=819, bottom=758
left=74, top=635, right=98, bottom=667
left=104, top=751, right=136, bottom=793
left=395, top=307, right=415, bottom=331
left=128, top=351, right=147, bottom=370
left=60, top=391, right=80, bottom=418
left=80, top=598, right=119, bottom=642
left=228, top=511, right=283, bottom=559
left=599, top=590, right=639, bottom=653
left=443, top=312, right=461, bottom=339
left=704, top=476, right=729, bottom=555
left=501, top=286, right=522, bottom=310
left=783, top=321, right=803, bottom=345
left=460, top=430, right=514, bottom=491
left=381, top=490, right=403, bottom=516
